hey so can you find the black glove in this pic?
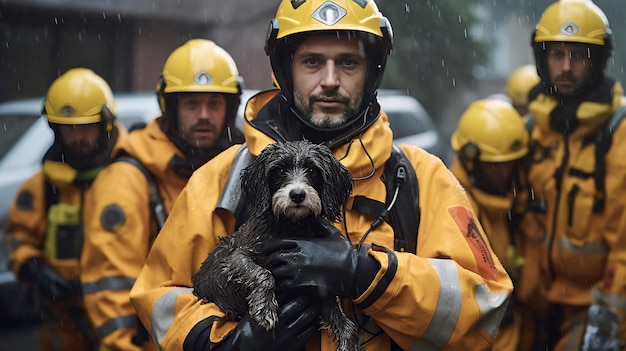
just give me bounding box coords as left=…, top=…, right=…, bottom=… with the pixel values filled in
left=207, top=293, right=322, bottom=351
left=260, top=234, right=363, bottom=299
left=19, top=256, right=81, bottom=301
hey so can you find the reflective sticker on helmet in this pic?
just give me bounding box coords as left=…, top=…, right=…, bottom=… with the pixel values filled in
left=312, top=1, right=347, bottom=26
left=60, top=105, right=75, bottom=116
left=449, top=206, right=498, bottom=281
left=560, top=22, right=579, bottom=36
left=16, top=190, right=34, bottom=211
left=194, top=71, right=213, bottom=86
left=101, top=204, right=126, bottom=232
left=352, top=0, right=367, bottom=9
left=290, top=0, right=306, bottom=9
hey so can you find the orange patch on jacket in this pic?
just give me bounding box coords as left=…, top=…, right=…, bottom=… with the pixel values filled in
left=449, top=206, right=498, bottom=281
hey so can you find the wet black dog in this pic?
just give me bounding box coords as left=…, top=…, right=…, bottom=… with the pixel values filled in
left=193, top=140, right=357, bottom=351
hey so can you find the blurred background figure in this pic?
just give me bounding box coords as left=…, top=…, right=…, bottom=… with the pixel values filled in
left=80, top=38, right=244, bottom=351
left=3, top=68, right=125, bottom=351
left=522, top=1, right=626, bottom=350
left=485, top=64, right=540, bottom=118
left=504, top=64, right=540, bottom=117
left=450, top=98, right=532, bottom=351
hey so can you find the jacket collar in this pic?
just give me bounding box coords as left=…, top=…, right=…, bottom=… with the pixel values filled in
left=529, top=79, right=624, bottom=139
left=243, top=89, right=393, bottom=181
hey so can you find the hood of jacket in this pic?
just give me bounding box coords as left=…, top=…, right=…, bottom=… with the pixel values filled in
left=528, top=78, right=624, bottom=141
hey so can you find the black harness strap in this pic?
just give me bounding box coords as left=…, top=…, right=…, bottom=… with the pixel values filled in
left=350, top=144, right=420, bottom=254
left=593, top=106, right=626, bottom=212
left=115, top=156, right=167, bottom=231
left=526, top=107, right=626, bottom=213
left=114, top=156, right=165, bottom=347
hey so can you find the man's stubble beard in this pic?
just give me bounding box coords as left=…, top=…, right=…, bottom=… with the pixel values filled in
left=293, top=89, right=362, bottom=128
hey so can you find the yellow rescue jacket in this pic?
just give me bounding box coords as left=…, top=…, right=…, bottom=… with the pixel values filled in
left=81, top=118, right=188, bottom=351
left=520, top=81, right=626, bottom=324
left=130, top=90, right=513, bottom=351
left=6, top=122, right=126, bottom=280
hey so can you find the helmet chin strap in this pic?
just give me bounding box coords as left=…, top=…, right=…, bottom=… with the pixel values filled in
left=288, top=101, right=378, bottom=150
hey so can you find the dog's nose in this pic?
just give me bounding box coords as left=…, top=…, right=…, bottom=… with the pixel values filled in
left=289, top=188, right=306, bottom=204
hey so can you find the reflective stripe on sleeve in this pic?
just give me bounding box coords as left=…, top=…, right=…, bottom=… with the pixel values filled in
left=151, top=287, right=194, bottom=345
left=593, top=286, right=626, bottom=310
left=475, top=284, right=512, bottom=338
left=559, top=238, right=608, bottom=255
left=82, top=276, right=135, bottom=295
left=96, top=314, right=138, bottom=340
left=409, top=259, right=461, bottom=350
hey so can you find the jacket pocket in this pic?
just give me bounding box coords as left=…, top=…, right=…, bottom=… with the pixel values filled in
left=563, top=181, right=595, bottom=243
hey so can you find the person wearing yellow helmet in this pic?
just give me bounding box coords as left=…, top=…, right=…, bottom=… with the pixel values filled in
left=451, top=99, right=529, bottom=195
left=79, top=39, right=245, bottom=351
left=522, top=1, right=626, bottom=350
left=129, top=1, right=512, bottom=350
left=5, top=67, right=125, bottom=351
left=451, top=98, right=533, bottom=351
left=504, top=64, right=540, bottom=117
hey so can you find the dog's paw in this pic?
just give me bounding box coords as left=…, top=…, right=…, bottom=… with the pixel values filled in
left=248, top=294, right=279, bottom=331
left=320, top=297, right=359, bottom=351
left=321, top=316, right=358, bottom=351
left=335, top=319, right=359, bottom=351
left=246, top=269, right=279, bottom=331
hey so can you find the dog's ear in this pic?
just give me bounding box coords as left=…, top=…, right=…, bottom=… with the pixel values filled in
left=240, top=147, right=274, bottom=217
left=317, top=146, right=353, bottom=222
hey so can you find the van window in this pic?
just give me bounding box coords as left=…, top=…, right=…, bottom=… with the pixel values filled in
left=0, top=114, right=40, bottom=160
left=387, top=111, right=430, bottom=139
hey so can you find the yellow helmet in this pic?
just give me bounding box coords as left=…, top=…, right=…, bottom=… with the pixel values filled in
left=451, top=99, right=529, bottom=163
left=532, top=0, right=613, bottom=85
left=265, top=0, right=392, bottom=111
left=266, top=0, right=392, bottom=46
left=44, top=68, right=116, bottom=129
left=505, top=65, right=540, bottom=107
left=533, top=0, right=611, bottom=46
left=156, top=39, right=242, bottom=113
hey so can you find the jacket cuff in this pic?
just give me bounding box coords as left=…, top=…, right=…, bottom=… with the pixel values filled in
left=183, top=316, right=220, bottom=351
left=353, top=251, right=380, bottom=298
left=355, top=244, right=398, bottom=309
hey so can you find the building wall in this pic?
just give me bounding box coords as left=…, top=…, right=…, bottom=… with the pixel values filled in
left=0, top=0, right=277, bottom=102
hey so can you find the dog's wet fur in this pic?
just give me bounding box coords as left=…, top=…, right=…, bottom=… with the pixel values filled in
left=193, top=140, right=358, bottom=351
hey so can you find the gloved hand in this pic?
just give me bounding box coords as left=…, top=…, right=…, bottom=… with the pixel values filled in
left=19, top=256, right=81, bottom=301
left=208, top=293, right=322, bottom=351
left=581, top=303, right=626, bottom=351
left=260, top=234, right=360, bottom=299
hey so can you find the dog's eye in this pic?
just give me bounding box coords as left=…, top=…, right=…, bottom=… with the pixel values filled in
left=306, top=167, right=322, bottom=183
left=268, top=166, right=288, bottom=182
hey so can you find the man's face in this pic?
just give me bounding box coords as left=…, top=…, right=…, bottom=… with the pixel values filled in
left=58, top=123, right=101, bottom=156
left=546, top=42, right=592, bottom=96
left=177, top=92, right=227, bottom=149
left=476, top=160, right=518, bottom=194
left=292, top=34, right=367, bottom=128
